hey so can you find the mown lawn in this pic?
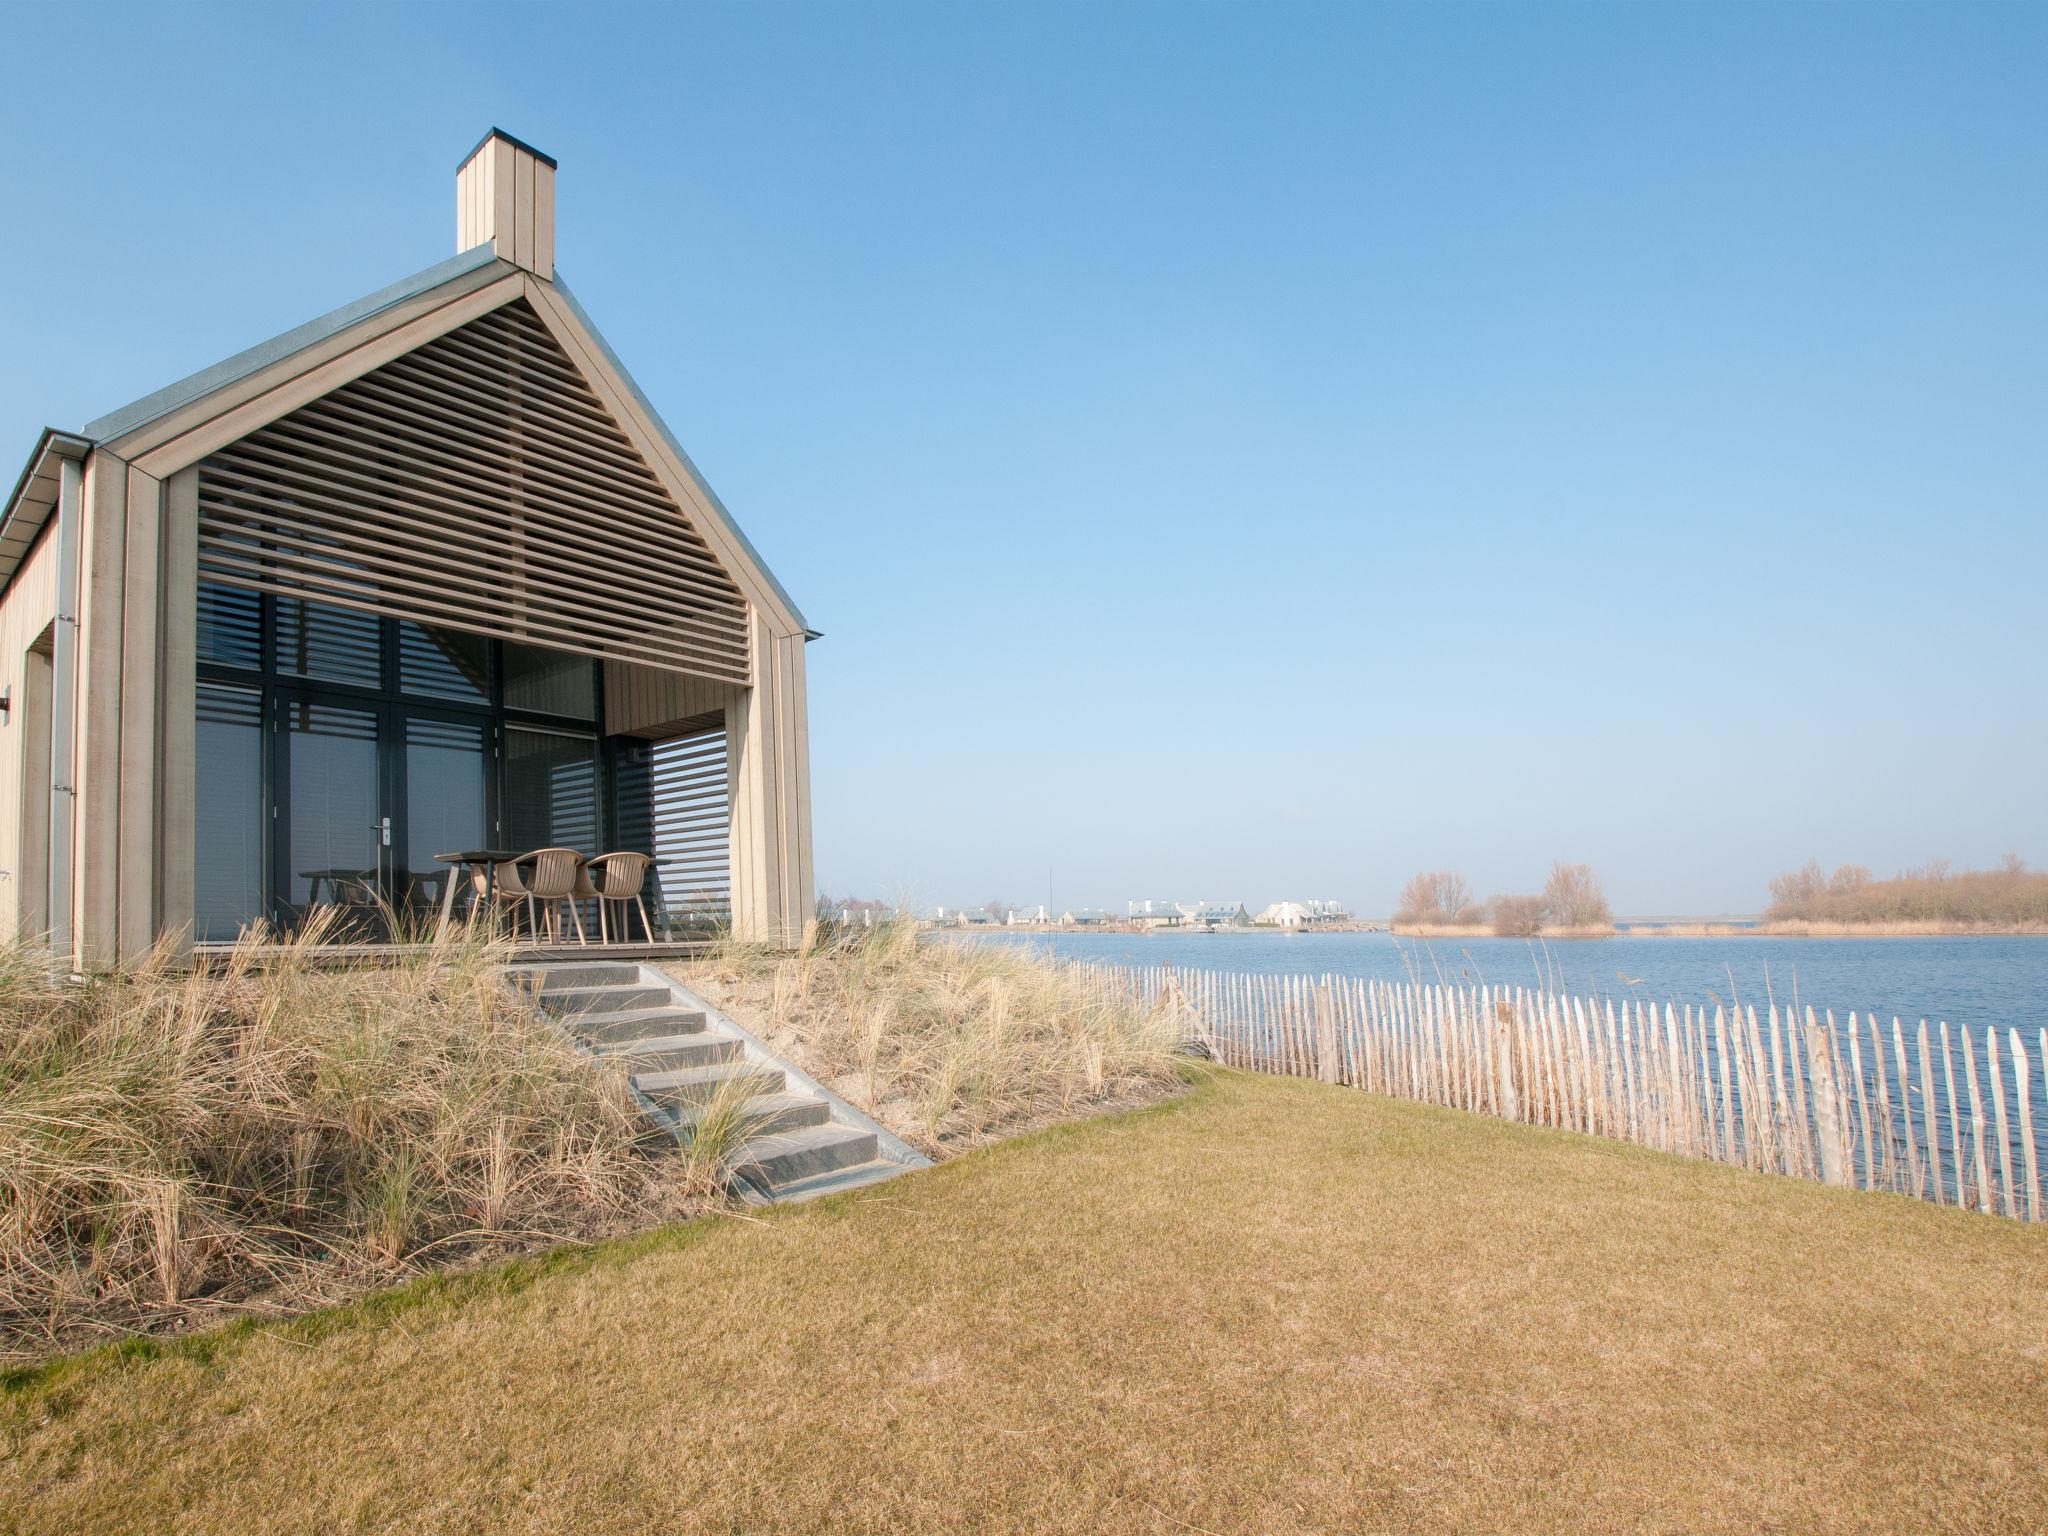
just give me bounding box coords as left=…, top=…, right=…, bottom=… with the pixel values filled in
left=5, top=1070, right=2045, bottom=1534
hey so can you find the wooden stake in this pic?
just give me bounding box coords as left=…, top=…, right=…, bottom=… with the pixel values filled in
left=1918, top=1022, right=1942, bottom=1204
left=1987, top=1029, right=2015, bottom=1219
left=1959, top=1025, right=1992, bottom=1213
left=1847, top=1014, right=1875, bottom=1190
left=1803, top=1008, right=1847, bottom=1187
left=2012, top=1030, right=2040, bottom=1222
left=1891, top=1019, right=1918, bottom=1198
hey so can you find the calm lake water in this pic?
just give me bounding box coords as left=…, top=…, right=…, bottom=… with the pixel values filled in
left=958, top=929, right=2048, bottom=1035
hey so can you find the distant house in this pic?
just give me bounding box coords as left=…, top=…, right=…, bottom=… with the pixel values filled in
left=1127, top=899, right=1183, bottom=930
left=1257, top=900, right=1350, bottom=929
left=930, top=905, right=999, bottom=927
left=1059, top=907, right=1111, bottom=926
left=1005, top=904, right=1050, bottom=926
left=1177, top=902, right=1251, bottom=930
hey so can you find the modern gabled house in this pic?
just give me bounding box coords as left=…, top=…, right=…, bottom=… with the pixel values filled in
left=0, top=131, right=814, bottom=968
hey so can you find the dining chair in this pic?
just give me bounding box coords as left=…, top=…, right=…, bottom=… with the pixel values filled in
left=520, top=848, right=587, bottom=944
left=489, top=857, right=536, bottom=937
left=583, top=852, right=654, bottom=943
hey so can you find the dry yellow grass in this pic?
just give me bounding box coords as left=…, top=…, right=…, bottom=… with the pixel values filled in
left=0, top=917, right=696, bottom=1363
left=6, top=1070, right=2044, bottom=1534
left=1627, top=922, right=2048, bottom=938
left=676, top=920, right=1187, bottom=1154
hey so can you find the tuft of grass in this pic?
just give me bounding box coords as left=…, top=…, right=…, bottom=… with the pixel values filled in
left=678, top=918, right=1188, bottom=1154
left=0, top=914, right=695, bottom=1364
left=674, top=1065, right=780, bottom=1193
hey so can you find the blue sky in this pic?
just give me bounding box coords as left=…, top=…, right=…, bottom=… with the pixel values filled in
left=1, top=2, right=2042, bottom=916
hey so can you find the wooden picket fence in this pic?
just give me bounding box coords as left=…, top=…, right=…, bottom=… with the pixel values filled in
left=1084, top=961, right=2044, bottom=1220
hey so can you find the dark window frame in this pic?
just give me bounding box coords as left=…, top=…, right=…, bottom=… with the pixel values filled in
left=195, top=583, right=624, bottom=930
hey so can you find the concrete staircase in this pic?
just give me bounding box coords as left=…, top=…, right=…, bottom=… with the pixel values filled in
left=508, top=960, right=929, bottom=1202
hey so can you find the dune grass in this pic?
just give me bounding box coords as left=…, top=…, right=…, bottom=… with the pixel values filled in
left=0, top=917, right=695, bottom=1364
left=677, top=919, right=1187, bottom=1152
left=5, top=1069, right=2044, bottom=1535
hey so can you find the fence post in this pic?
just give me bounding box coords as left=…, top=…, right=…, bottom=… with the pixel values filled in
left=1315, top=983, right=1339, bottom=1085
left=1803, top=1012, right=1848, bottom=1187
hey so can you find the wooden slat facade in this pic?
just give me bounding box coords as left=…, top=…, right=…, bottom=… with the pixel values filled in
left=195, top=301, right=751, bottom=684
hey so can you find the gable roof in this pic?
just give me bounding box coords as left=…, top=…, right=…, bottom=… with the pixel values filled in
left=4, top=249, right=810, bottom=636
left=81, top=246, right=505, bottom=444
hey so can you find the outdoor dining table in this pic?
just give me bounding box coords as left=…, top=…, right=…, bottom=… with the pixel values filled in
left=433, top=849, right=535, bottom=926
left=299, top=868, right=380, bottom=907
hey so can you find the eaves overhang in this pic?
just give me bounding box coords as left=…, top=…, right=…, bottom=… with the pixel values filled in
left=0, top=428, right=92, bottom=595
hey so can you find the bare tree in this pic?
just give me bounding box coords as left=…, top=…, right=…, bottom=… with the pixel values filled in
left=1767, top=860, right=1827, bottom=915
left=1489, top=894, right=1547, bottom=938
left=1766, top=855, right=2046, bottom=925
left=1542, top=862, right=1612, bottom=928
left=1827, top=864, right=1872, bottom=895
left=1396, top=870, right=1476, bottom=923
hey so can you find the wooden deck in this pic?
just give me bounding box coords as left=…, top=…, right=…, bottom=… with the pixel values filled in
left=190, top=938, right=717, bottom=969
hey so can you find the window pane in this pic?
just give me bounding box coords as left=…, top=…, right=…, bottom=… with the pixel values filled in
left=275, top=597, right=382, bottom=688
left=197, top=583, right=262, bottom=670
left=405, top=715, right=488, bottom=911
left=194, top=685, right=265, bottom=942
left=502, top=641, right=596, bottom=719
left=505, top=728, right=599, bottom=855
left=398, top=622, right=491, bottom=705
left=284, top=699, right=381, bottom=913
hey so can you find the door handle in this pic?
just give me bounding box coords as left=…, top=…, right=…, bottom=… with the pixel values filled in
left=380, top=817, right=392, bottom=847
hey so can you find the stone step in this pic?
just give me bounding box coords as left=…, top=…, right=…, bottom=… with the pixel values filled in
left=630, top=1062, right=787, bottom=1106
left=510, top=962, right=641, bottom=992
left=674, top=1091, right=831, bottom=1140
left=627, top=1041, right=751, bottom=1094
left=735, top=1123, right=880, bottom=1189
left=574, top=1007, right=709, bottom=1046
left=768, top=1158, right=913, bottom=1204
left=539, top=983, right=673, bottom=1017
left=592, top=1030, right=722, bottom=1072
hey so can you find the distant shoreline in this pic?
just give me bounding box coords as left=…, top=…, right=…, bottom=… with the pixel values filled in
left=1389, top=921, right=2048, bottom=940
left=945, top=920, right=2048, bottom=941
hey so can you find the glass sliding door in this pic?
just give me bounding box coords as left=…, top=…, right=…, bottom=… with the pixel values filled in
left=402, top=712, right=493, bottom=915
left=504, top=727, right=600, bottom=855
left=194, top=684, right=266, bottom=942
left=277, top=695, right=385, bottom=930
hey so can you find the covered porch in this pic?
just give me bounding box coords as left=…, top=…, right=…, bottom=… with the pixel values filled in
left=191, top=583, right=764, bottom=951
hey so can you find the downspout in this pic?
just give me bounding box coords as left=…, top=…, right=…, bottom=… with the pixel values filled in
left=47, top=456, right=82, bottom=981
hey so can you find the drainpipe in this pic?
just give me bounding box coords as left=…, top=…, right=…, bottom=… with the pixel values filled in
left=47, top=456, right=81, bottom=982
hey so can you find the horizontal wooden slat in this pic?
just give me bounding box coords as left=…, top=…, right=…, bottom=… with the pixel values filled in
left=615, top=719, right=731, bottom=921
left=197, top=299, right=749, bottom=685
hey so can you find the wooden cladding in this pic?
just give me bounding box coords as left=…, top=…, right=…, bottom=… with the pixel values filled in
left=195, top=299, right=751, bottom=685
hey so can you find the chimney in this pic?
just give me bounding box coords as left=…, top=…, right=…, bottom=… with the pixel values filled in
left=456, top=128, right=555, bottom=280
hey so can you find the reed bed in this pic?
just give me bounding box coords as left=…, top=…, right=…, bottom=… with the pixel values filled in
left=1092, top=962, right=2046, bottom=1220
left=0, top=915, right=692, bottom=1364
left=679, top=920, right=1188, bottom=1152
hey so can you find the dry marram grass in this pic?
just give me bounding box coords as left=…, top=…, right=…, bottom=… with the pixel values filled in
left=678, top=920, right=1188, bottom=1153
left=0, top=916, right=701, bottom=1364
